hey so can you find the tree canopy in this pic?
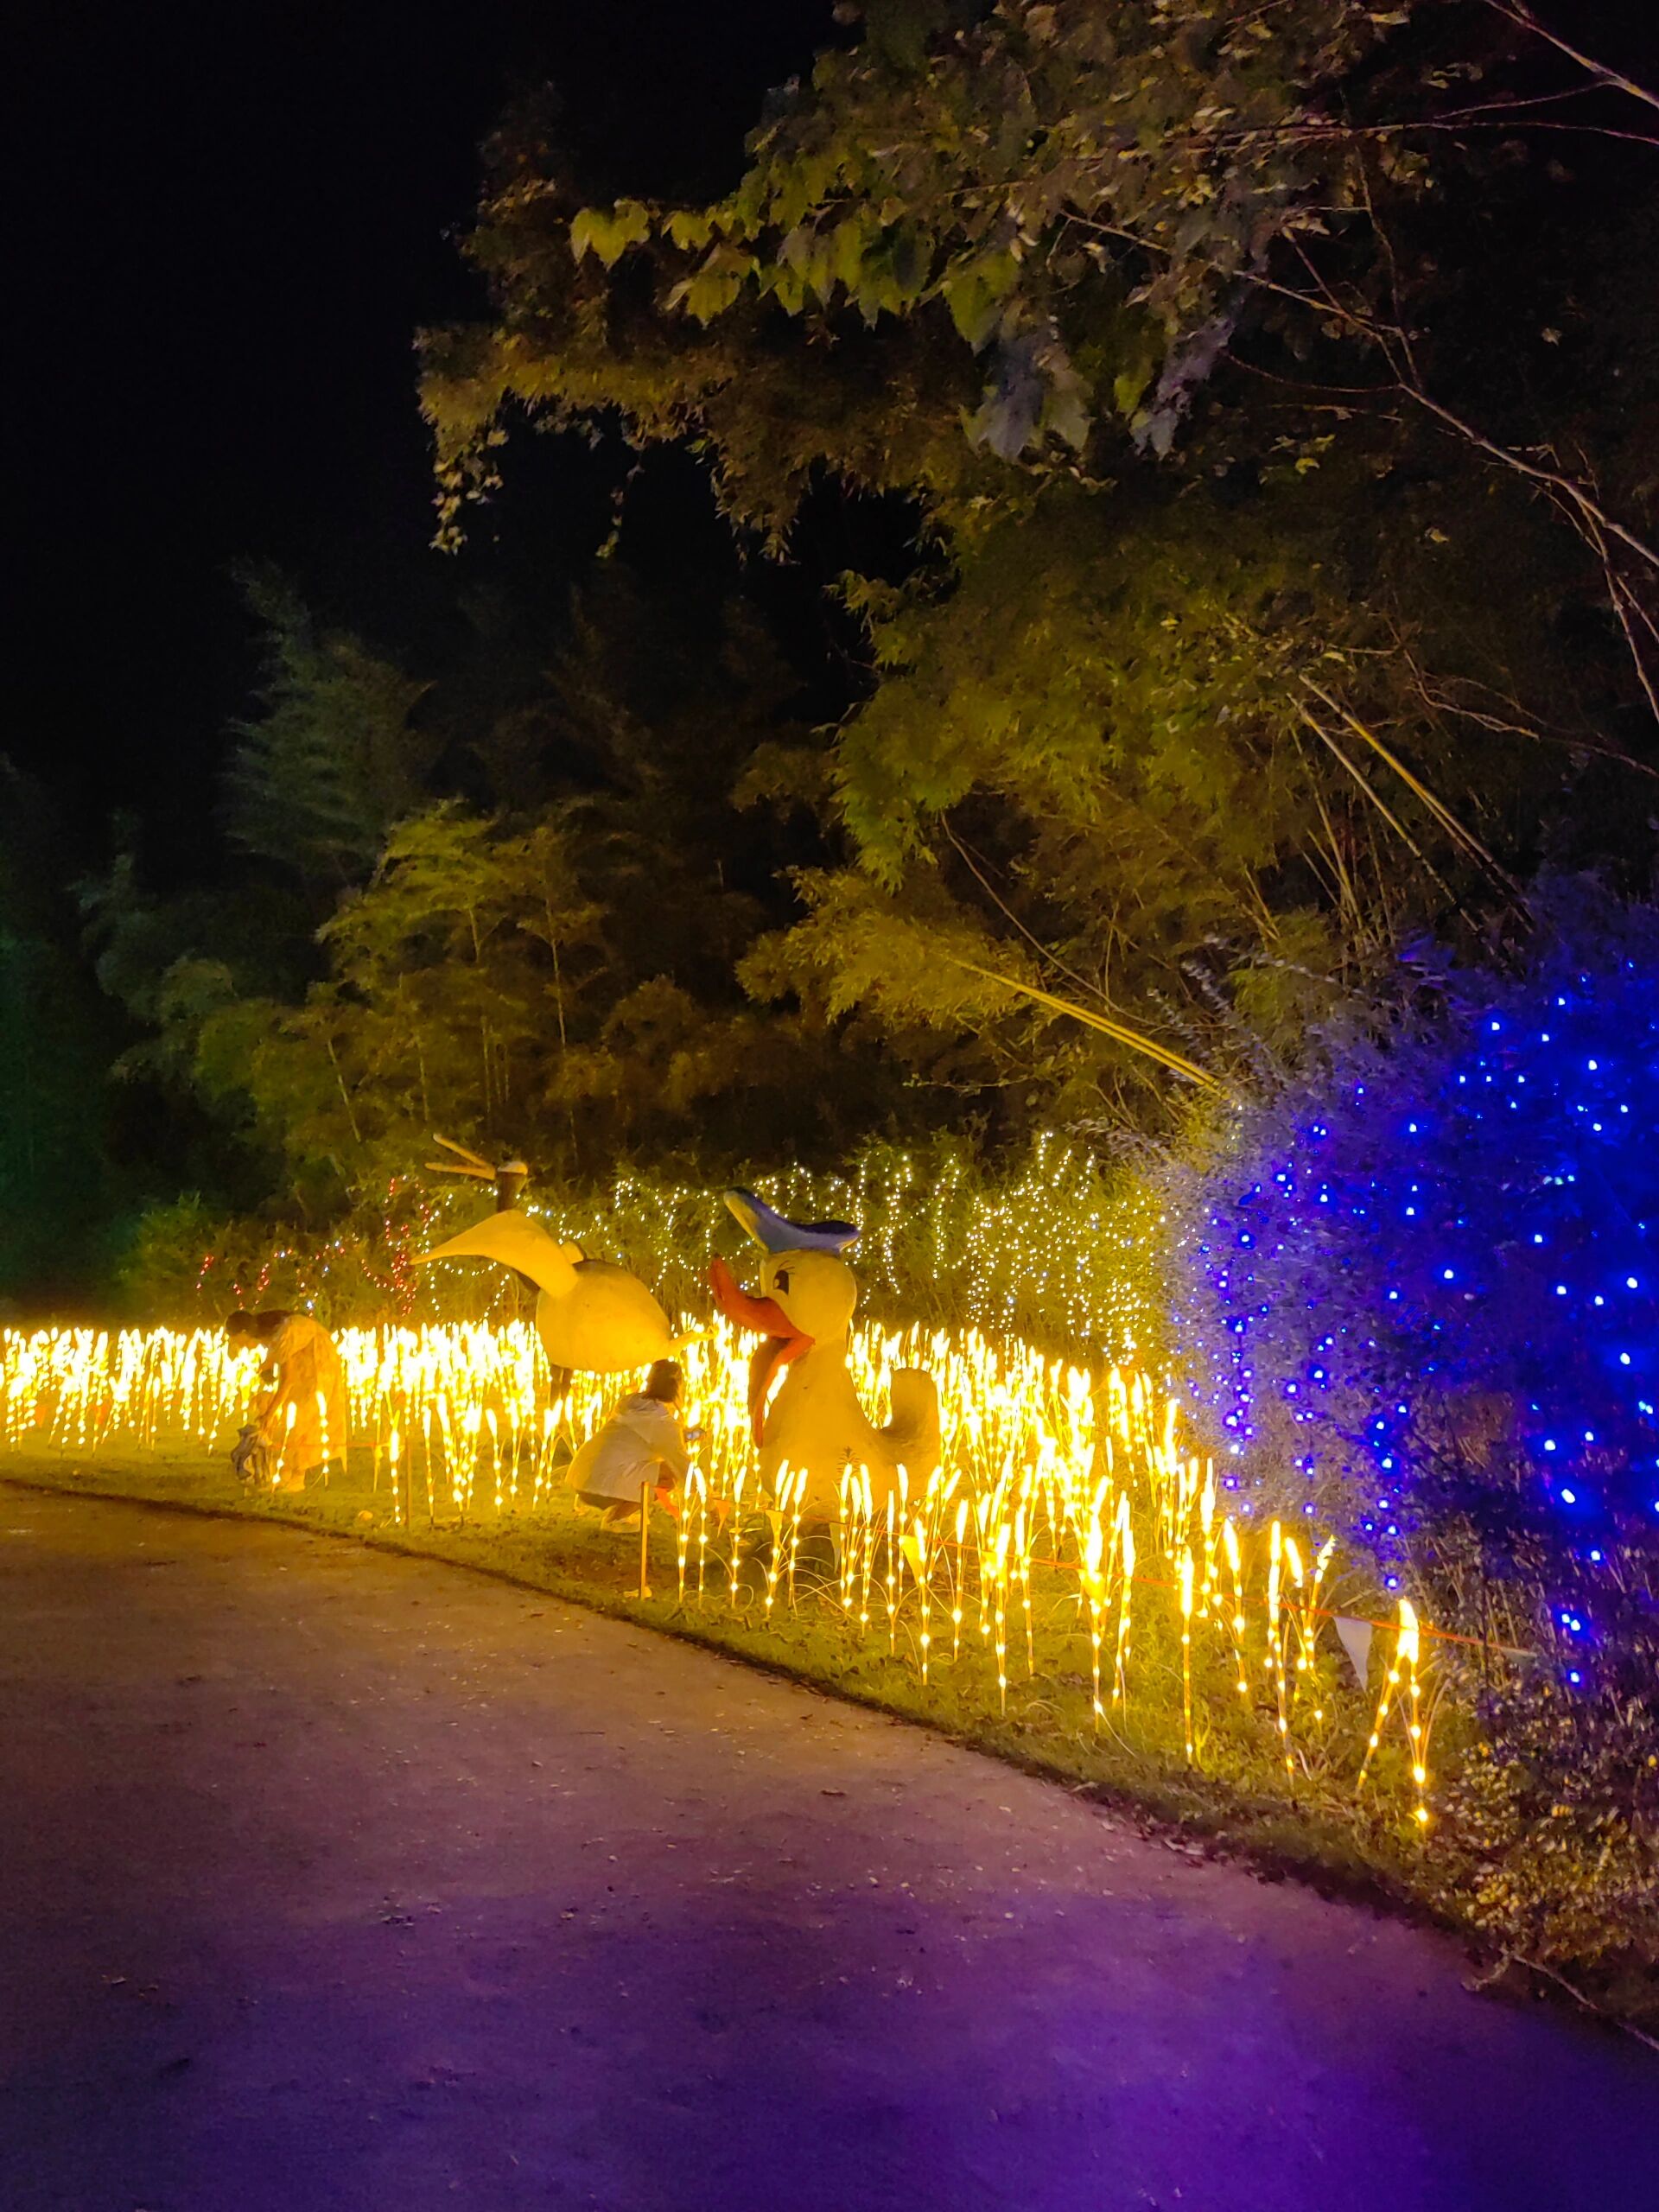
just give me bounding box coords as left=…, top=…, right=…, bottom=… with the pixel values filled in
left=419, top=0, right=1659, bottom=1122
left=43, top=1, right=1659, bottom=1282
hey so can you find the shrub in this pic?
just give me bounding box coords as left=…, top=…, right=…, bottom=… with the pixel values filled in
left=1172, top=884, right=1659, bottom=1977
left=112, top=1135, right=1164, bottom=1357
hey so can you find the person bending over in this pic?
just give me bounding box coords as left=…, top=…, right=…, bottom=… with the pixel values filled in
left=226, top=1308, right=349, bottom=1492
left=567, top=1358, right=691, bottom=1527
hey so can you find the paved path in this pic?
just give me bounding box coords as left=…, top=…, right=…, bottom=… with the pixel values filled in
left=0, top=1487, right=1651, bottom=2212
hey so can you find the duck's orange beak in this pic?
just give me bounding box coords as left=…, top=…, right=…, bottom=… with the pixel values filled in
left=709, top=1258, right=815, bottom=1443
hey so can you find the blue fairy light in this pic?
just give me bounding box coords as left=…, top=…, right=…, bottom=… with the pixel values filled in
left=1175, top=898, right=1659, bottom=1605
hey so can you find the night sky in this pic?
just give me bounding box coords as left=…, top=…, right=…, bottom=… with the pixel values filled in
left=19, top=2, right=1658, bottom=883
left=14, top=1, right=835, bottom=872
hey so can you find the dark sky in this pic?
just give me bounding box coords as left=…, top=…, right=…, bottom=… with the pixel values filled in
left=16, top=1, right=1657, bottom=883
left=13, top=0, right=835, bottom=870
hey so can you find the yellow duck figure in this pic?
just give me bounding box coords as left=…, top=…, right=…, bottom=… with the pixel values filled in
left=710, top=1189, right=940, bottom=1518
left=416, top=1211, right=686, bottom=1377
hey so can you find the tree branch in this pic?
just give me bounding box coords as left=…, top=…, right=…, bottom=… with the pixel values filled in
left=1481, top=2, right=1659, bottom=119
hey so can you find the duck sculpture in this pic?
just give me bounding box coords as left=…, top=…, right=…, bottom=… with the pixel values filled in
left=416, top=1209, right=687, bottom=1381
left=709, top=1185, right=939, bottom=1517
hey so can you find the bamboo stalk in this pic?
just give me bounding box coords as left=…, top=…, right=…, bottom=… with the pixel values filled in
left=944, top=956, right=1230, bottom=1097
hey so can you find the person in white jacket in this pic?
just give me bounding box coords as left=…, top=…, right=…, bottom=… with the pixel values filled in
left=567, top=1359, right=691, bottom=1526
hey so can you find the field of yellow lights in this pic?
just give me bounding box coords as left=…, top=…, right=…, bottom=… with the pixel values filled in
left=2, top=1318, right=1439, bottom=1830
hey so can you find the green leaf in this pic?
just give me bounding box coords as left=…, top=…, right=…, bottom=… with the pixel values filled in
left=1112, top=363, right=1154, bottom=421
left=888, top=226, right=932, bottom=303
left=855, top=244, right=907, bottom=325
left=941, top=249, right=1019, bottom=350
left=1044, top=379, right=1091, bottom=452
left=569, top=198, right=654, bottom=269
left=801, top=232, right=837, bottom=305
left=833, top=214, right=868, bottom=293
left=665, top=248, right=756, bottom=322
left=664, top=208, right=715, bottom=251
left=763, top=263, right=809, bottom=315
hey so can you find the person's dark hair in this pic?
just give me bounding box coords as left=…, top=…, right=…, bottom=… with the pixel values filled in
left=643, top=1358, right=683, bottom=1404
left=226, top=1309, right=289, bottom=1346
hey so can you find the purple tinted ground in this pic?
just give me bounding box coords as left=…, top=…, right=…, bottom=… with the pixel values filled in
left=0, top=1488, right=1650, bottom=2212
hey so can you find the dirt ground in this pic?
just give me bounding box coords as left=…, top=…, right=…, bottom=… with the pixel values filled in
left=1, top=1486, right=1652, bottom=2212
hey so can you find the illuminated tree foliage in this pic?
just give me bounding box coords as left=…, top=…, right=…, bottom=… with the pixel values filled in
left=224, top=569, right=440, bottom=888
left=76, top=6, right=1659, bottom=1240
left=422, top=0, right=1659, bottom=1120
left=423, top=0, right=1423, bottom=524
left=86, top=566, right=905, bottom=1214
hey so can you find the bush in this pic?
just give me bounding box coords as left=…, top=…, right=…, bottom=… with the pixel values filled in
left=1440, top=1671, right=1659, bottom=1980
left=1172, top=885, right=1659, bottom=1977
left=111, top=1135, right=1164, bottom=1357
left=116, top=1188, right=468, bottom=1329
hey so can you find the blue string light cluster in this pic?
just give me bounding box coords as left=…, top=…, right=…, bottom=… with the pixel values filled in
left=1174, top=894, right=1659, bottom=1652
